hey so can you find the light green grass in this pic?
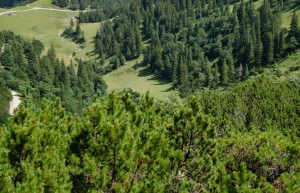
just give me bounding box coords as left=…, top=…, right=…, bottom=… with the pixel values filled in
left=0, top=0, right=99, bottom=64
left=0, top=10, right=78, bottom=62
left=75, top=22, right=100, bottom=61
left=30, top=0, right=56, bottom=8
left=0, top=0, right=55, bottom=12
left=273, top=50, right=300, bottom=85
left=103, top=56, right=176, bottom=99
left=281, top=8, right=300, bottom=28
left=0, top=5, right=30, bottom=12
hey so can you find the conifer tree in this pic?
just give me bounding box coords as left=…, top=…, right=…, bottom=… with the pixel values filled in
left=288, top=11, right=299, bottom=40
left=70, top=18, right=74, bottom=28
left=0, top=46, right=14, bottom=68
left=60, top=59, right=71, bottom=88
left=220, top=60, right=229, bottom=85
left=76, top=21, right=82, bottom=35
left=286, top=11, right=299, bottom=51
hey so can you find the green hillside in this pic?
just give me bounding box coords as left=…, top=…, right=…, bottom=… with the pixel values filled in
left=0, top=0, right=300, bottom=192
left=1, top=0, right=299, bottom=96
left=0, top=1, right=99, bottom=64
left=0, top=10, right=77, bottom=62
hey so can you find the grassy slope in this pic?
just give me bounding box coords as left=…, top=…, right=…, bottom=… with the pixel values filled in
left=0, top=0, right=99, bottom=64
left=273, top=50, right=300, bottom=85
left=0, top=10, right=77, bottom=62
left=75, top=22, right=100, bottom=61
left=30, top=0, right=55, bottom=7
left=103, top=56, right=176, bottom=99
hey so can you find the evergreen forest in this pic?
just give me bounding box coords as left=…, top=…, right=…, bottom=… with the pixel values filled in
left=0, top=0, right=36, bottom=8
left=88, top=0, right=300, bottom=96
left=0, top=0, right=300, bottom=192
left=0, top=31, right=107, bottom=122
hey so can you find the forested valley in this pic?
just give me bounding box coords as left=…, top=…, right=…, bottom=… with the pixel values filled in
left=0, top=0, right=300, bottom=192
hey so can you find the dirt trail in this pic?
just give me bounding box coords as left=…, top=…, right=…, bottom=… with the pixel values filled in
left=0, top=7, right=83, bottom=17
left=9, top=91, right=21, bottom=115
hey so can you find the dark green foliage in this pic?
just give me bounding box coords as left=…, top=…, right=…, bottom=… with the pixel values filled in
left=71, top=0, right=300, bottom=96
left=138, top=0, right=299, bottom=95
left=62, top=21, right=86, bottom=43
left=93, top=13, right=142, bottom=71
left=0, top=100, right=75, bottom=191
left=286, top=11, right=300, bottom=52
left=0, top=71, right=12, bottom=124
left=52, top=0, right=69, bottom=7
left=0, top=31, right=106, bottom=119
left=217, top=130, right=300, bottom=192
left=198, top=75, right=300, bottom=136
left=0, top=76, right=300, bottom=191
left=0, top=0, right=36, bottom=8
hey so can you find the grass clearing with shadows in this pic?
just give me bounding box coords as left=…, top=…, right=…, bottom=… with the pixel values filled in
left=103, top=55, right=177, bottom=99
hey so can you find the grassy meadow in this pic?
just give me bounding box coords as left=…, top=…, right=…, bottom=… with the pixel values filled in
left=103, top=56, right=177, bottom=99
left=0, top=10, right=78, bottom=62
left=0, top=0, right=99, bottom=64
left=75, top=22, right=100, bottom=61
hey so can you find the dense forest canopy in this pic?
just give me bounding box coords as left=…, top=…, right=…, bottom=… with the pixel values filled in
left=79, top=0, right=300, bottom=96
left=0, top=0, right=36, bottom=8
left=0, top=31, right=107, bottom=123
left=0, top=76, right=300, bottom=192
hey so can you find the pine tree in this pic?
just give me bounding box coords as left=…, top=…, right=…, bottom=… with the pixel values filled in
left=67, top=60, right=77, bottom=87
left=25, top=44, right=40, bottom=82
left=267, top=32, right=274, bottom=64
left=70, top=18, right=74, bottom=28
left=254, top=14, right=263, bottom=66
left=76, top=21, right=82, bottom=35
left=60, top=59, right=71, bottom=88
left=178, top=59, right=188, bottom=89
left=81, top=31, right=85, bottom=42
left=204, top=64, right=213, bottom=87
left=260, top=0, right=273, bottom=65
left=288, top=11, right=299, bottom=40
left=212, top=65, right=219, bottom=87
left=243, top=64, right=249, bottom=80
left=172, top=55, right=179, bottom=86
left=220, top=60, right=229, bottom=85
left=286, top=11, right=299, bottom=51
left=0, top=45, right=14, bottom=68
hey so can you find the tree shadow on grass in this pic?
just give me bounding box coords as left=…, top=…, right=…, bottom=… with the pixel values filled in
left=138, top=65, right=153, bottom=77
left=136, top=63, right=173, bottom=89
left=162, top=86, right=174, bottom=92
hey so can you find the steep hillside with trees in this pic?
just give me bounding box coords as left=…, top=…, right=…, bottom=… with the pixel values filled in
left=0, top=81, right=12, bottom=124
left=0, top=31, right=106, bottom=123
left=82, top=0, right=300, bottom=96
